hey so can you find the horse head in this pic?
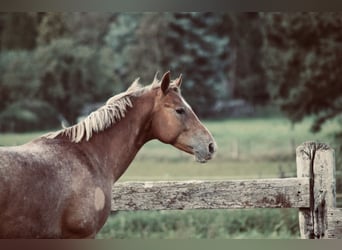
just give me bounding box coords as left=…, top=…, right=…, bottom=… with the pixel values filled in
left=150, top=71, right=217, bottom=163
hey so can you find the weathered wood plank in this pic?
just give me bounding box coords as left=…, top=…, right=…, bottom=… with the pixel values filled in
left=111, top=178, right=310, bottom=211
left=326, top=208, right=342, bottom=239
left=296, top=142, right=316, bottom=239
left=296, top=142, right=337, bottom=239
left=313, top=143, right=336, bottom=239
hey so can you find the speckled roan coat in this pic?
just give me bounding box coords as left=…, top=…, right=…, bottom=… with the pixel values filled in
left=0, top=72, right=216, bottom=238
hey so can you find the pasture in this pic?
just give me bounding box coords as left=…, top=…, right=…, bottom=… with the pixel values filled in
left=0, top=117, right=340, bottom=238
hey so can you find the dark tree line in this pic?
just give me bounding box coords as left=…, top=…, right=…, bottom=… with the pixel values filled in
left=262, top=13, right=342, bottom=133
left=0, top=12, right=341, bottom=136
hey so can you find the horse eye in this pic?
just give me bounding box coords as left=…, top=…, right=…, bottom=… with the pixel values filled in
left=175, top=107, right=186, bottom=115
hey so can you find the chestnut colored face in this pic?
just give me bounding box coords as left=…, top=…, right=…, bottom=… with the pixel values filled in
left=151, top=72, right=217, bottom=163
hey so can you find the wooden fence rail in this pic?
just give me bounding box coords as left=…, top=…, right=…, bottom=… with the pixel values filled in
left=111, top=141, right=342, bottom=239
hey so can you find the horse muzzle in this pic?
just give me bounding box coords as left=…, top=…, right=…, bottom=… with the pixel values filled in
left=193, top=141, right=217, bottom=163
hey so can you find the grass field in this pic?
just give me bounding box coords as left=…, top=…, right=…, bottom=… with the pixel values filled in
left=0, top=117, right=340, bottom=238
left=120, top=117, right=340, bottom=181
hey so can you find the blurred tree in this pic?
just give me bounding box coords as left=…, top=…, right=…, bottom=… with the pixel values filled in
left=124, top=13, right=170, bottom=84
left=0, top=14, right=5, bottom=45
left=0, top=50, right=39, bottom=110
left=0, top=13, right=37, bottom=50
left=105, top=13, right=269, bottom=117
left=34, top=39, right=117, bottom=125
left=0, top=12, right=293, bottom=131
left=105, top=13, right=231, bottom=117
left=0, top=100, right=59, bottom=132
left=0, top=50, right=60, bottom=131
left=63, top=12, right=114, bottom=46
left=262, top=13, right=342, bottom=132
left=226, top=13, right=269, bottom=105
left=104, top=13, right=143, bottom=87
left=36, top=12, right=70, bottom=46
left=162, top=13, right=231, bottom=117
left=0, top=13, right=122, bottom=131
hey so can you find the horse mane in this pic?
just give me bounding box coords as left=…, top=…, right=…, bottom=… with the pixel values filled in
left=44, top=75, right=162, bottom=143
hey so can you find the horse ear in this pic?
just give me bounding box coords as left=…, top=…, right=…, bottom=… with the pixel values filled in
left=161, top=71, right=171, bottom=94
left=175, top=74, right=182, bottom=88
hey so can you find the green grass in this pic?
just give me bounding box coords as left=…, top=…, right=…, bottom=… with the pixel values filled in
left=0, top=131, right=47, bottom=146
left=98, top=209, right=299, bottom=239
left=120, top=117, right=340, bottom=181
left=0, top=117, right=340, bottom=239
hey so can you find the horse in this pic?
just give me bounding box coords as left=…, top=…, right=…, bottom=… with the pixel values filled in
left=0, top=71, right=217, bottom=238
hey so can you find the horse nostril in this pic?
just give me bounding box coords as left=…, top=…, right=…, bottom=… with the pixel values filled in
left=208, top=142, right=215, bottom=154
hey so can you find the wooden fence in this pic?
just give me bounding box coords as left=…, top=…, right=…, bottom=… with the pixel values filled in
left=110, top=141, right=342, bottom=239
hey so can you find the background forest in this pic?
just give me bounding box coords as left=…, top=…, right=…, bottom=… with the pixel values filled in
left=0, top=12, right=342, bottom=238
left=1, top=13, right=341, bottom=133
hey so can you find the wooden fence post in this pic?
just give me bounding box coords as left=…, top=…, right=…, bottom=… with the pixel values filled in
left=296, top=141, right=336, bottom=239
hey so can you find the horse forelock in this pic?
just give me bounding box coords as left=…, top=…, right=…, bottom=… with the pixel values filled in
left=43, top=74, right=181, bottom=143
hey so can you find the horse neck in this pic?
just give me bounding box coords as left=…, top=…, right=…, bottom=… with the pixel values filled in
left=82, top=93, right=155, bottom=182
